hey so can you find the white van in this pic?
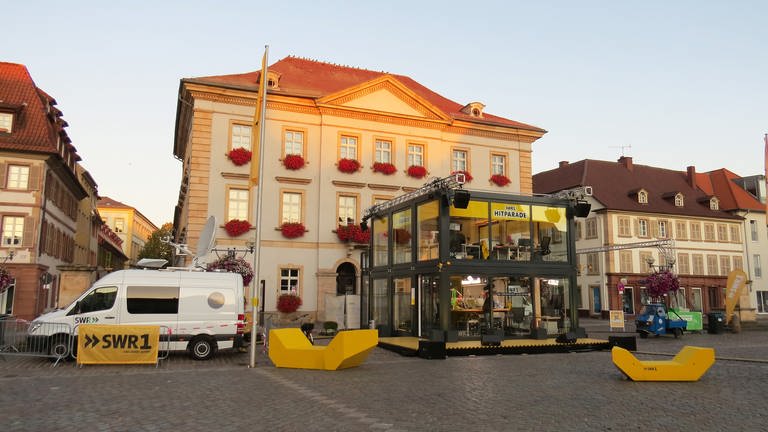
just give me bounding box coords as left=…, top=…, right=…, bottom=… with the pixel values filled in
left=30, top=269, right=246, bottom=360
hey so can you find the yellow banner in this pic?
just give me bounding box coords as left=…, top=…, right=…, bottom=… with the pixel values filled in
left=449, top=200, right=488, bottom=218
left=724, top=269, right=748, bottom=324
left=77, top=325, right=160, bottom=365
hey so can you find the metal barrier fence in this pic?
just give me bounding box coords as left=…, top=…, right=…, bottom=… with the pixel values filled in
left=0, top=317, right=73, bottom=367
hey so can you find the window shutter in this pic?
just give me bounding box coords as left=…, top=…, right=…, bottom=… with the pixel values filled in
left=651, top=220, right=659, bottom=238
left=22, top=216, right=35, bottom=248
left=28, top=166, right=40, bottom=190
left=0, top=163, right=6, bottom=189
left=633, top=218, right=639, bottom=236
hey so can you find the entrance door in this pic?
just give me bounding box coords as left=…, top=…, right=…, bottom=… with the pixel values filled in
left=622, top=287, right=634, bottom=315
left=336, top=263, right=356, bottom=295
left=591, top=285, right=601, bottom=314
left=419, top=275, right=439, bottom=338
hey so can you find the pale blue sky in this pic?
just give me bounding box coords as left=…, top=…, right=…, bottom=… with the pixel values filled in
left=5, top=1, right=767, bottom=226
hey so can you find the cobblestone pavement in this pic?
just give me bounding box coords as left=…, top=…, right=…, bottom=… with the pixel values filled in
left=1, top=322, right=767, bottom=432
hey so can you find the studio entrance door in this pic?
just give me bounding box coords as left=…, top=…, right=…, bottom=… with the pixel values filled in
left=419, top=275, right=440, bottom=338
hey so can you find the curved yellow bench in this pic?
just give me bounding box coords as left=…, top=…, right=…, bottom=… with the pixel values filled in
left=268, top=328, right=378, bottom=370
left=612, top=345, right=715, bottom=381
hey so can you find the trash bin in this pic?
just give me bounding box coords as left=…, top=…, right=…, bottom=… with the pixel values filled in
left=707, top=312, right=724, bottom=334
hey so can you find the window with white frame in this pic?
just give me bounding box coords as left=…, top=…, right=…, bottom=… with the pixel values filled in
left=574, top=221, right=582, bottom=240
left=338, top=195, right=357, bottom=226
left=638, top=219, right=649, bottom=238
left=710, top=198, right=719, bottom=210
left=374, top=139, right=392, bottom=164
left=751, top=220, right=758, bottom=241
left=452, top=149, right=468, bottom=172
left=114, top=218, right=125, bottom=233
left=407, top=144, right=424, bottom=167
left=674, top=193, right=684, bottom=207
left=284, top=130, right=304, bottom=156
left=0, top=113, right=12, bottom=133
left=340, top=135, right=358, bottom=160
left=690, top=222, right=702, bottom=240
left=717, top=224, right=728, bottom=242
left=657, top=220, right=668, bottom=238
left=1, top=216, right=23, bottom=246
left=491, top=154, right=505, bottom=175
left=585, top=218, right=597, bottom=239
left=279, top=267, right=300, bottom=294
left=675, top=221, right=687, bottom=240
left=719, top=255, right=731, bottom=276
left=692, top=254, right=704, bottom=275
left=6, top=165, right=29, bottom=189
left=729, top=225, right=740, bottom=243
left=228, top=188, right=249, bottom=221
left=704, top=223, right=715, bottom=241
left=281, top=192, right=302, bottom=223
left=733, top=255, right=743, bottom=270
left=754, top=254, right=762, bottom=278
left=231, top=124, right=252, bottom=150
left=706, top=255, right=718, bottom=276
left=638, top=191, right=648, bottom=204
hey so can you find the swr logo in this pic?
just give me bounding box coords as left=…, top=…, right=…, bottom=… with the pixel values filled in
left=84, top=333, right=152, bottom=350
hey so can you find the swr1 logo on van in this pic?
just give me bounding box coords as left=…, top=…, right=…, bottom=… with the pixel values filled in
left=83, top=333, right=153, bottom=350
left=75, top=316, right=99, bottom=324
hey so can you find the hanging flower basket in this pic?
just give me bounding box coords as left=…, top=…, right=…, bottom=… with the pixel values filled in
left=393, top=228, right=411, bottom=244
left=336, top=224, right=370, bottom=244
left=277, top=293, right=302, bottom=313
left=283, top=154, right=305, bottom=170
left=372, top=162, right=397, bottom=175
left=228, top=147, right=252, bottom=166
left=406, top=165, right=427, bottom=179
left=490, top=174, right=511, bottom=187
left=207, top=256, right=254, bottom=286
left=337, top=158, right=361, bottom=174
left=451, top=170, right=473, bottom=182
left=0, top=268, right=12, bottom=294
left=280, top=222, right=306, bottom=239
left=646, top=270, right=680, bottom=300
left=224, top=219, right=251, bottom=237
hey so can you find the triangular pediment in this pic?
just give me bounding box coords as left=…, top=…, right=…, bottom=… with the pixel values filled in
left=317, top=75, right=450, bottom=121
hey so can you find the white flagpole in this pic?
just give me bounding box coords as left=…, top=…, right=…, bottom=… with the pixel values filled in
left=249, top=45, right=269, bottom=368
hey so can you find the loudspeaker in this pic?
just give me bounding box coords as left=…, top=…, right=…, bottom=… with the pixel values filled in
left=452, top=190, right=471, bottom=209
left=608, top=335, right=637, bottom=351
left=418, top=340, right=447, bottom=359
left=555, top=332, right=577, bottom=344
left=574, top=201, right=591, bottom=217
left=480, top=334, right=502, bottom=346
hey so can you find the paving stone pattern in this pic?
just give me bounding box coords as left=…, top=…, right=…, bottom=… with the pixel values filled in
left=1, top=320, right=767, bottom=431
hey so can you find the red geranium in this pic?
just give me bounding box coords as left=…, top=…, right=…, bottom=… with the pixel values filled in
left=490, top=174, right=511, bottom=187
left=280, top=222, right=306, bottom=239
left=228, top=147, right=252, bottom=166
left=277, top=293, right=302, bottom=313
left=372, top=162, right=397, bottom=175
left=407, top=165, right=427, bottom=179
left=224, top=219, right=251, bottom=237
left=337, top=158, right=361, bottom=174
left=283, top=154, right=305, bottom=170
left=451, top=170, right=473, bottom=182
left=336, top=224, right=370, bottom=244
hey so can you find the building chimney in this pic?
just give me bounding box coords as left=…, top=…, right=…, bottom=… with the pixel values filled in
left=687, top=166, right=697, bottom=189
left=618, top=156, right=633, bottom=171
left=558, top=161, right=569, bottom=168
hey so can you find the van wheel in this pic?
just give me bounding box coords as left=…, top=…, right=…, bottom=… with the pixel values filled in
left=673, top=328, right=683, bottom=338
left=49, top=335, right=72, bottom=361
left=188, top=336, right=217, bottom=361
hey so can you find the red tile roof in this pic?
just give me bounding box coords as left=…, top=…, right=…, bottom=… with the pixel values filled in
left=533, top=158, right=742, bottom=220
left=0, top=62, right=77, bottom=157
left=184, top=56, right=545, bottom=132
left=699, top=168, right=764, bottom=212
left=98, top=196, right=133, bottom=209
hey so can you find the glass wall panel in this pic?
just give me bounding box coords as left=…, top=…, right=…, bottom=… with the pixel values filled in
left=490, top=202, right=531, bottom=261
left=536, top=277, right=570, bottom=334
left=393, top=209, right=412, bottom=264
left=448, top=201, right=489, bottom=260
left=393, top=277, right=413, bottom=334
left=417, top=200, right=439, bottom=261
left=532, top=205, right=568, bottom=262
left=373, top=215, right=389, bottom=267
left=372, top=278, right=390, bottom=332
left=419, top=275, right=439, bottom=337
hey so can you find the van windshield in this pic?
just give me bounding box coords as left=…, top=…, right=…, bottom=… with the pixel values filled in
left=74, top=286, right=118, bottom=314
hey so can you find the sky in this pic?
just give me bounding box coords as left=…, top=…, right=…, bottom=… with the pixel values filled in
left=5, top=1, right=767, bottom=227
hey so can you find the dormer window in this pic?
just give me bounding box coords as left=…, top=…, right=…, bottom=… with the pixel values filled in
left=264, top=70, right=281, bottom=90
left=0, top=112, right=12, bottom=133
left=638, top=190, right=648, bottom=204
left=710, top=197, right=719, bottom=210
left=674, top=193, right=684, bottom=207
left=460, top=102, right=485, bottom=118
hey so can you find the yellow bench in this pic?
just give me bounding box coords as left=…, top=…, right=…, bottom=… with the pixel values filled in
left=268, top=328, right=378, bottom=370
left=611, top=345, right=715, bottom=381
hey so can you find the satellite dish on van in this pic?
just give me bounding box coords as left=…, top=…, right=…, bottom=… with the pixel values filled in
left=192, top=216, right=217, bottom=268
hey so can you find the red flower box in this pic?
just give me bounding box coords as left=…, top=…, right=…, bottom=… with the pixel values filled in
left=283, top=154, right=305, bottom=170
left=224, top=219, right=251, bottom=237
left=228, top=147, right=252, bottom=166
left=372, top=162, right=397, bottom=175
left=277, top=293, right=302, bottom=313
left=451, top=170, right=473, bottom=182
left=336, top=224, right=370, bottom=244
left=490, top=174, right=511, bottom=187
left=406, top=165, right=427, bottom=179
left=280, top=222, right=306, bottom=238
left=337, top=158, right=361, bottom=174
